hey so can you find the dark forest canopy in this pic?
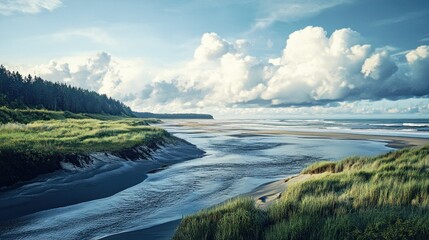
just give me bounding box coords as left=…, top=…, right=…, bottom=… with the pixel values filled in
left=0, top=65, right=133, bottom=116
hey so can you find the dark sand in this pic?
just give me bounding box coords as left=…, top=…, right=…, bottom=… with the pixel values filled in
left=100, top=220, right=181, bottom=240
left=246, top=174, right=315, bottom=210
left=0, top=141, right=204, bottom=221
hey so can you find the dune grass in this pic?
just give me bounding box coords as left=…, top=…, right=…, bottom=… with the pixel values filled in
left=0, top=118, right=168, bottom=155
left=0, top=106, right=166, bottom=156
left=173, top=145, right=429, bottom=240
left=0, top=114, right=169, bottom=187
left=173, top=198, right=267, bottom=240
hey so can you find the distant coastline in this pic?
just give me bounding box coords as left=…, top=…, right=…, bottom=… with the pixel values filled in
left=133, top=111, right=214, bottom=119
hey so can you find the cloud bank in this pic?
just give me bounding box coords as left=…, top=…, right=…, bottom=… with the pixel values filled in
left=19, top=26, right=429, bottom=114
left=0, top=0, right=61, bottom=15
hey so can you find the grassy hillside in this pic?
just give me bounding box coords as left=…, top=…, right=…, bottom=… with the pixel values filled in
left=0, top=106, right=141, bottom=124
left=0, top=111, right=170, bottom=187
left=173, top=145, right=429, bottom=240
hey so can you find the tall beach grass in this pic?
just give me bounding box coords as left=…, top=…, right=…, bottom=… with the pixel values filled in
left=174, top=145, right=429, bottom=239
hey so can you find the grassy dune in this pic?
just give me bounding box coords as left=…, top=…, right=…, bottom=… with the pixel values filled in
left=0, top=119, right=167, bottom=154
left=173, top=145, right=429, bottom=240
left=0, top=110, right=170, bottom=187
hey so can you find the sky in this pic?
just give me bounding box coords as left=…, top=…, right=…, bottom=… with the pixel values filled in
left=0, top=0, right=429, bottom=118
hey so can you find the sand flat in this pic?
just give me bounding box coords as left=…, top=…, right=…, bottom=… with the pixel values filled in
left=249, top=130, right=429, bottom=148
left=170, top=121, right=429, bottom=148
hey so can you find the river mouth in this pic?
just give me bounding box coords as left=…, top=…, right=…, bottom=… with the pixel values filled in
left=0, top=119, right=406, bottom=240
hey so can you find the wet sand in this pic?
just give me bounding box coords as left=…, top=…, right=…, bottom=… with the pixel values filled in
left=173, top=121, right=429, bottom=148
left=0, top=141, right=204, bottom=221
left=236, top=130, right=427, bottom=148
left=0, top=160, right=158, bottom=221
left=246, top=174, right=313, bottom=210
left=100, top=220, right=181, bottom=240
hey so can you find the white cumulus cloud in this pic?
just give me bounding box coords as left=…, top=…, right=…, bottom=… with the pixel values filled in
left=194, top=33, right=231, bottom=62
left=262, top=27, right=371, bottom=104
left=403, top=45, right=429, bottom=96
left=16, top=52, right=153, bottom=106
left=361, top=50, right=397, bottom=80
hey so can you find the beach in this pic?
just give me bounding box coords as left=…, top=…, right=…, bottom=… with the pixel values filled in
left=173, top=120, right=429, bottom=148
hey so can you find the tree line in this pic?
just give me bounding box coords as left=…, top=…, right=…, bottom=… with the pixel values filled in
left=0, top=65, right=133, bottom=116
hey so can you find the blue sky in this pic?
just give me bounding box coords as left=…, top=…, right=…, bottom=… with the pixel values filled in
left=0, top=0, right=429, bottom=117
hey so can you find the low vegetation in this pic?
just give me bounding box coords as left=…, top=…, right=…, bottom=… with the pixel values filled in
left=0, top=106, right=149, bottom=124
left=173, top=145, right=429, bottom=240
left=0, top=115, right=169, bottom=187
left=0, top=118, right=168, bottom=154
left=173, top=198, right=267, bottom=240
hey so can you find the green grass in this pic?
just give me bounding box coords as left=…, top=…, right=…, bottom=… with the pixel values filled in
left=0, top=106, right=162, bottom=124
left=173, top=198, right=267, bottom=240
left=0, top=118, right=169, bottom=154
left=173, top=145, right=429, bottom=240
left=0, top=106, right=76, bottom=123
left=0, top=108, right=169, bottom=187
